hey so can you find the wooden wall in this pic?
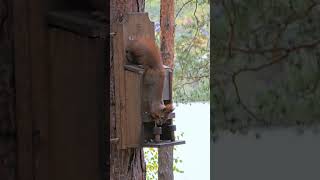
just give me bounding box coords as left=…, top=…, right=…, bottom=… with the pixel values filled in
left=8, top=0, right=108, bottom=179
left=48, top=27, right=106, bottom=180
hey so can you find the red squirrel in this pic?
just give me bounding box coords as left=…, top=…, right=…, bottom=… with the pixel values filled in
left=126, top=38, right=174, bottom=122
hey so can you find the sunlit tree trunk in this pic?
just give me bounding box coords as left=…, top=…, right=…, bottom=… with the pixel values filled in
left=159, top=0, right=175, bottom=179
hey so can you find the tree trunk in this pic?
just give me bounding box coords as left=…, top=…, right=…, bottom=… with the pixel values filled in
left=110, top=1, right=146, bottom=179
left=159, top=0, right=175, bottom=180
left=0, top=0, right=16, bottom=179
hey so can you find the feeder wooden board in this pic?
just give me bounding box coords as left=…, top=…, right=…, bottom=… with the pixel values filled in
left=113, top=13, right=185, bottom=149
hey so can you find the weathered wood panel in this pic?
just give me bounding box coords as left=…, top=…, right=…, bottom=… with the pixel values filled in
left=10, top=1, right=108, bottom=179
left=0, top=0, right=16, bottom=180
left=113, top=13, right=155, bottom=149
left=49, top=28, right=105, bottom=180
left=28, top=0, right=49, bottom=179
left=112, top=23, right=126, bottom=149
left=124, top=70, right=143, bottom=147
left=12, top=0, right=34, bottom=179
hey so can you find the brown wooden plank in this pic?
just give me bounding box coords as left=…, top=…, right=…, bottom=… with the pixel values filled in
left=12, top=0, right=33, bottom=179
left=125, top=71, right=143, bottom=147
left=118, top=25, right=127, bottom=149
left=28, top=0, right=49, bottom=179
left=115, top=13, right=155, bottom=149
left=112, top=23, right=125, bottom=149
left=0, top=0, right=16, bottom=179
left=85, top=32, right=107, bottom=180
left=49, top=28, right=104, bottom=180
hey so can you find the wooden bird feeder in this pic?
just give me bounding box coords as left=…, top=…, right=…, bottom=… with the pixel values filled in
left=113, top=13, right=185, bottom=149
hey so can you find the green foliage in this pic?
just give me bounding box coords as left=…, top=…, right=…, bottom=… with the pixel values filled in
left=146, top=0, right=210, bottom=103
left=144, top=148, right=158, bottom=180
left=174, top=0, right=210, bottom=103
left=173, top=132, right=184, bottom=173
left=143, top=133, right=184, bottom=180
left=144, top=0, right=209, bottom=178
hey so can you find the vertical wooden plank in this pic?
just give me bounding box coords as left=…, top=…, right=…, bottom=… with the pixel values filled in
left=0, top=0, right=16, bottom=179
left=28, top=0, right=49, bottom=179
left=95, top=36, right=108, bottom=180
left=114, top=13, right=155, bottom=149
left=49, top=28, right=104, bottom=180
left=85, top=35, right=107, bottom=180
left=12, top=0, right=33, bottom=180
left=112, top=23, right=126, bottom=149
left=125, top=71, right=143, bottom=147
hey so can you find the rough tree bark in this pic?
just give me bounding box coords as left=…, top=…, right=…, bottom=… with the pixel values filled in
left=0, top=0, right=16, bottom=179
left=109, top=0, right=146, bottom=180
left=159, top=0, right=175, bottom=180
